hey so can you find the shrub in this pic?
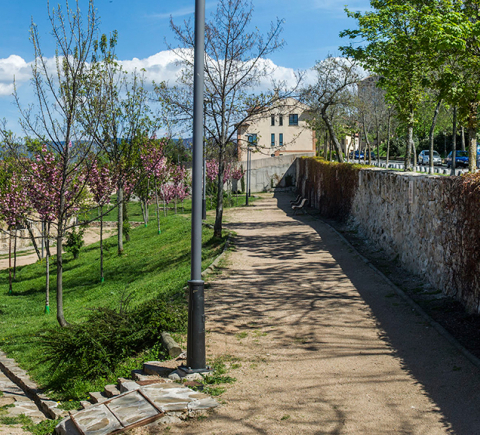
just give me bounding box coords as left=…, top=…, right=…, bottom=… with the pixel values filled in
left=64, top=226, right=85, bottom=260
left=39, top=294, right=187, bottom=385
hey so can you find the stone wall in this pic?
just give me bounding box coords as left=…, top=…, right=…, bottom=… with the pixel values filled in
left=297, top=158, right=480, bottom=314
left=0, top=222, right=42, bottom=254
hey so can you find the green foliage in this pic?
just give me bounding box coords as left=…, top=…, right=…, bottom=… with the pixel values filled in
left=297, top=157, right=368, bottom=221
left=163, top=138, right=192, bottom=163
left=64, top=226, right=85, bottom=260
left=40, top=294, right=187, bottom=385
left=0, top=412, right=57, bottom=435
left=0, top=209, right=227, bottom=401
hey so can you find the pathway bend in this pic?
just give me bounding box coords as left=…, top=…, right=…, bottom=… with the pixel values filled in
left=134, top=193, right=480, bottom=435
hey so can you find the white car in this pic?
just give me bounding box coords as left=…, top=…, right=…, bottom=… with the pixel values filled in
left=418, top=150, right=442, bottom=166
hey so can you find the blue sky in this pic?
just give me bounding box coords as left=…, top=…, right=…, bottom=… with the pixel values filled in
left=0, top=0, right=371, bottom=135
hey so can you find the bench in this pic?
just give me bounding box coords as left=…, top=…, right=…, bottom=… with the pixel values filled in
left=292, top=198, right=308, bottom=215
left=290, top=195, right=302, bottom=205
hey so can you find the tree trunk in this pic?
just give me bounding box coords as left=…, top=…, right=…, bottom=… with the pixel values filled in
left=362, top=115, right=371, bottom=165
left=117, top=185, right=124, bottom=255
left=405, top=121, right=414, bottom=172
left=13, top=228, right=17, bottom=280
left=386, top=113, right=391, bottom=166
left=412, top=140, right=417, bottom=168
left=376, top=128, right=380, bottom=168
left=323, top=131, right=328, bottom=158
left=461, top=126, right=466, bottom=151
left=214, top=146, right=226, bottom=237
left=100, top=205, right=104, bottom=283
left=321, top=109, right=344, bottom=163
left=429, top=99, right=442, bottom=174
left=45, top=224, right=50, bottom=314
left=56, top=219, right=68, bottom=327
left=451, top=106, right=457, bottom=176
left=155, top=179, right=161, bottom=235
left=8, top=228, right=12, bottom=295
left=26, top=222, right=41, bottom=261
left=123, top=200, right=130, bottom=242
left=468, top=101, right=478, bottom=173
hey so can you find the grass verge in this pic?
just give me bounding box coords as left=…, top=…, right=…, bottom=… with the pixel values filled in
left=0, top=208, right=227, bottom=402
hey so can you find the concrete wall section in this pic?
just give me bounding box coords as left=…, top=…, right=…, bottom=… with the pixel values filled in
left=239, top=153, right=312, bottom=193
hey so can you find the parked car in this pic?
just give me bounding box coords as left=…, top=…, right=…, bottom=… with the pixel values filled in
left=446, top=150, right=469, bottom=168
left=349, top=150, right=376, bottom=160
left=349, top=150, right=364, bottom=159
left=418, top=150, right=442, bottom=166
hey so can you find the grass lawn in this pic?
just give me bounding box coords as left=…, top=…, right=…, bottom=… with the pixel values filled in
left=0, top=202, right=230, bottom=403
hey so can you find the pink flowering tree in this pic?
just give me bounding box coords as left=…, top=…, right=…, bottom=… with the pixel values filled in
left=0, top=162, right=31, bottom=295
left=87, top=158, right=116, bottom=283
left=27, top=145, right=87, bottom=325
left=136, top=139, right=168, bottom=231
left=171, top=164, right=190, bottom=214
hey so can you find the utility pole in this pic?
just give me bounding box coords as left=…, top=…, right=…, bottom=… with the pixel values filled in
left=183, top=0, right=208, bottom=374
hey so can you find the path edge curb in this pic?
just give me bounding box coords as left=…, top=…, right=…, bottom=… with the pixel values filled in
left=0, top=350, right=66, bottom=420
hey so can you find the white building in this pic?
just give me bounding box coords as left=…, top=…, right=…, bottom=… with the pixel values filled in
left=236, top=98, right=316, bottom=161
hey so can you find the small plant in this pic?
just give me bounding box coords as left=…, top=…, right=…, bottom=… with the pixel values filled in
left=235, top=331, right=248, bottom=339
left=64, top=226, right=86, bottom=260
left=281, top=414, right=291, bottom=421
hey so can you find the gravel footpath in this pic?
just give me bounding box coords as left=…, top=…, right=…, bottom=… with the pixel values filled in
left=134, top=192, right=480, bottom=434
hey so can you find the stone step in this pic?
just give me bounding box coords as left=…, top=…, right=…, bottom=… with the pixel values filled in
left=103, top=384, right=121, bottom=398
left=80, top=400, right=92, bottom=410
left=117, top=378, right=140, bottom=394
left=143, top=361, right=175, bottom=377
left=89, top=391, right=108, bottom=404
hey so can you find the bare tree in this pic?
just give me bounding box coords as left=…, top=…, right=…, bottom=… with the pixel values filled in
left=301, top=57, right=364, bottom=163
left=82, top=36, right=154, bottom=254
left=155, top=0, right=300, bottom=237
left=6, top=0, right=98, bottom=327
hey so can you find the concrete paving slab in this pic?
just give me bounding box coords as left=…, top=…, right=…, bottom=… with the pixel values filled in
left=71, top=403, right=122, bottom=435
left=141, top=383, right=210, bottom=412
left=106, top=391, right=159, bottom=426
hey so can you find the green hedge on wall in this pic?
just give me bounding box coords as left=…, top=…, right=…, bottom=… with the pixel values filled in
left=296, top=157, right=367, bottom=221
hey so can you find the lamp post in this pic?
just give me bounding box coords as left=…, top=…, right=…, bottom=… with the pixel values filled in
left=202, top=100, right=207, bottom=220
left=248, top=146, right=252, bottom=199
left=182, top=0, right=208, bottom=374
left=245, top=145, right=252, bottom=206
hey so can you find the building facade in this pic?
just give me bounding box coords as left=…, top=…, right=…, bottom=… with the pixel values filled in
left=236, top=98, right=315, bottom=161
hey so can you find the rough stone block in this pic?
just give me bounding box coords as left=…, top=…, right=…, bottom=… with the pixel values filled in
left=80, top=401, right=92, bottom=410
left=55, top=417, right=82, bottom=435
left=118, top=378, right=140, bottom=394
left=143, top=362, right=174, bottom=377
left=88, top=391, right=108, bottom=404
left=103, top=384, right=121, bottom=398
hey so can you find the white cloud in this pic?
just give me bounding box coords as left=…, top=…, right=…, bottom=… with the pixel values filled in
left=118, top=51, right=183, bottom=85
left=0, top=55, right=31, bottom=95
left=118, top=50, right=304, bottom=92
left=0, top=49, right=304, bottom=100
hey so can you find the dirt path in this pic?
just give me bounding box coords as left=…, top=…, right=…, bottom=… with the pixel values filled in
left=0, top=226, right=114, bottom=271
left=138, top=193, right=480, bottom=434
